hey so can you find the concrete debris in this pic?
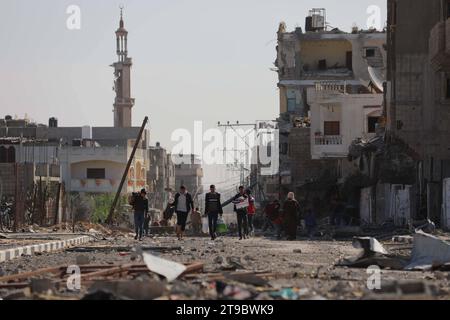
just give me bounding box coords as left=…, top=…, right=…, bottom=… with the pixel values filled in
left=336, top=237, right=408, bottom=270
left=353, top=237, right=388, bottom=256
left=216, top=281, right=254, bottom=300
left=84, top=279, right=166, bottom=300
left=224, top=273, right=269, bottom=287
left=405, top=231, right=450, bottom=271
left=142, top=252, right=187, bottom=282
left=75, top=255, right=91, bottom=265
left=392, top=235, right=413, bottom=244
left=30, top=279, right=55, bottom=294
left=414, top=219, right=436, bottom=234
left=367, top=280, right=438, bottom=299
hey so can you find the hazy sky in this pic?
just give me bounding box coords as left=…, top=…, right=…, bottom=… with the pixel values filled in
left=1, top=0, right=386, bottom=150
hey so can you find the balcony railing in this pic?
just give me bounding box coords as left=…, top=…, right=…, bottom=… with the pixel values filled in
left=315, top=81, right=347, bottom=94
left=314, top=135, right=343, bottom=145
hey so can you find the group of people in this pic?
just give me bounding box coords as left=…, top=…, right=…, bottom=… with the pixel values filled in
left=129, top=185, right=312, bottom=242
left=263, top=193, right=317, bottom=241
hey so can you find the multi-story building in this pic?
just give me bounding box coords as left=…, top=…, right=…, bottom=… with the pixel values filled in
left=147, top=142, right=176, bottom=210
left=274, top=9, right=386, bottom=203
left=173, top=154, right=204, bottom=206
left=386, top=0, right=450, bottom=227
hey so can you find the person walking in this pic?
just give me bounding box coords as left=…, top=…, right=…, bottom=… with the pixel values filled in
left=205, top=185, right=223, bottom=240
left=129, top=189, right=149, bottom=241
left=232, top=186, right=249, bottom=240
left=246, top=189, right=256, bottom=237
left=172, top=186, right=194, bottom=241
left=283, top=192, right=300, bottom=241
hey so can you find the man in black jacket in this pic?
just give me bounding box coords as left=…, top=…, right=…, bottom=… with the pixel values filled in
left=205, top=185, right=223, bottom=240
left=172, top=185, right=194, bottom=240
left=232, top=186, right=249, bottom=240
left=131, top=189, right=149, bottom=241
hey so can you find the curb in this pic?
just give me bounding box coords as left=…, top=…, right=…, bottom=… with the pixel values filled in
left=0, top=236, right=92, bottom=263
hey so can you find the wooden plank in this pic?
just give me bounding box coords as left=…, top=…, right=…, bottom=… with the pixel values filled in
left=0, top=266, right=65, bottom=283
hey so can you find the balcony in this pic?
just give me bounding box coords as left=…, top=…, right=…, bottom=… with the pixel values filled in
left=312, top=135, right=346, bottom=159
left=314, top=135, right=343, bottom=145
left=430, top=19, right=450, bottom=71
left=70, top=179, right=125, bottom=193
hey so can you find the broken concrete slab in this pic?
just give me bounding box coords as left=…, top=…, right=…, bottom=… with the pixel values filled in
left=336, top=237, right=408, bottom=270
left=353, top=237, right=388, bottom=256
left=142, top=252, right=187, bottom=282
left=405, top=230, right=450, bottom=271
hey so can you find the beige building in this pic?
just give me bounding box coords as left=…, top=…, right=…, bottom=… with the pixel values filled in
left=274, top=10, right=386, bottom=200
left=60, top=139, right=148, bottom=194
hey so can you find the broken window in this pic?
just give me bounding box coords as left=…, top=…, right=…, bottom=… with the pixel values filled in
left=87, top=168, right=106, bottom=179
left=324, top=121, right=340, bottom=136
left=365, top=48, right=376, bottom=58
left=368, top=116, right=380, bottom=133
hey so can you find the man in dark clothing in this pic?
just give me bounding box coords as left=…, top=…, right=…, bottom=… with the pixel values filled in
left=172, top=185, right=194, bottom=240
left=232, top=186, right=249, bottom=240
left=131, top=189, right=149, bottom=241
left=205, top=185, right=223, bottom=240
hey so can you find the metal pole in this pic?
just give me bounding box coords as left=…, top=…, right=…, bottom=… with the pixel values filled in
left=106, top=117, right=149, bottom=224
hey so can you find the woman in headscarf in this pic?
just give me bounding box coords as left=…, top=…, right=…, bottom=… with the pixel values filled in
left=283, top=192, right=300, bottom=241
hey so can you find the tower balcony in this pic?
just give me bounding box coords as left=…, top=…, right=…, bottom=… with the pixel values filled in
left=114, top=98, right=135, bottom=106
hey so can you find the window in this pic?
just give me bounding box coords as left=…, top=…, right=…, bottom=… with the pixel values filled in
left=0, top=146, right=15, bottom=163
left=446, top=77, right=450, bottom=99
left=324, top=121, right=340, bottom=136
left=365, top=48, right=375, bottom=57
left=287, top=98, right=296, bottom=112
left=87, top=168, right=105, bottom=179
left=280, top=143, right=288, bottom=155
left=318, top=59, right=327, bottom=70
left=368, top=116, right=380, bottom=133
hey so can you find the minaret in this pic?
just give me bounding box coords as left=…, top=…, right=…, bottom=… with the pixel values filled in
left=112, top=7, right=135, bottom=128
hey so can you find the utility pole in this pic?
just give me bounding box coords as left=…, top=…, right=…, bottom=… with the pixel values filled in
left=106, top=116, right=149, bottom=224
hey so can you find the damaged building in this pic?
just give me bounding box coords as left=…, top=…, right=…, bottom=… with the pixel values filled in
left=384, top=0, right=450, bottom=229
left=147, top=142, right=176, bottom=211
left=273, top=9, right=386, bottom=217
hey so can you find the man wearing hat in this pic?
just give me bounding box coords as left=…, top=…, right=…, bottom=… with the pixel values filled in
left=205, top=185, right=223, bottom=240
left=132, top=188, right=149, bottom=241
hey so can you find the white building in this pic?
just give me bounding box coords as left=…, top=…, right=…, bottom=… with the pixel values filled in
left=307, top=82, right=383, bottom=160
left=59, top=140, right=149, bottom=194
